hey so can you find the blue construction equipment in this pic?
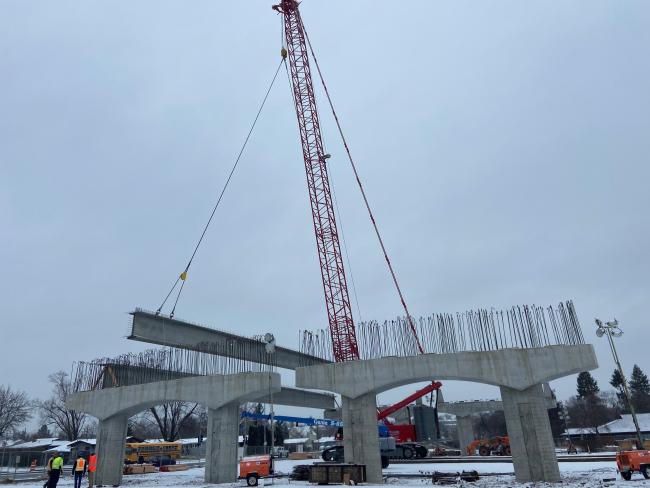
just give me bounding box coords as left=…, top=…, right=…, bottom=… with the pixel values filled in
left=240, top=411, right=343, bottom=427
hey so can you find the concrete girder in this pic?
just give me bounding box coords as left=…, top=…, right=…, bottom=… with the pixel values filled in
left=128, top=310, right=330, bottom=370
left=296, top=344, right=597, bottom=398
left=438, top=383, right=555, bottom=416
left=67, top=372, right=281, bottom=420
left=254, top=387, right=336, bottom=409
left=438, top=400, right=504, bottom=417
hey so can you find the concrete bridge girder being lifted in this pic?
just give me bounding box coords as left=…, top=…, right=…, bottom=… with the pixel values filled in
left=296, top=344, right=598, bottom=483
left=128, top=310, right=330, bottom=370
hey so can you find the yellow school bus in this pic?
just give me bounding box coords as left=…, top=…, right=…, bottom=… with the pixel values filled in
left=124, top=442, right=182, bottom=465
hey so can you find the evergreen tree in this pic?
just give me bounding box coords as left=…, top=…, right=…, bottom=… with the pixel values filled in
left=35, top=424, right=51, bottom=439
left=630, top=365, right=650, bottom=394
left=610, top=369, right=624, bottom=390
left=276, top=421, right=290, bottom=445
left=610, top=368, right=629, bottom=413
left=629, top=365, right=650, bottom=413
left=576, top=371, right=599, bottom=398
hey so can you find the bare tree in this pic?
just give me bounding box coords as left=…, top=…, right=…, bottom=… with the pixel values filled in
left=128, top=414, right=159, bottom=440
left=145, top=402, right=198, bottom=441
left=0, top=385, right=32, bottom=438
left=37, top=371, right=88, bottom=441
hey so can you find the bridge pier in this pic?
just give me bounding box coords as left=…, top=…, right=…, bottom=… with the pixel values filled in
left=95, top=414, right=128, bottom=487
left=501, top=384, right=561, bottom=482
left=206, top=403, right=240, bottom=483
left=455, top=415, right=474, bottom=455
left=341, top=393, right=382, bottom=483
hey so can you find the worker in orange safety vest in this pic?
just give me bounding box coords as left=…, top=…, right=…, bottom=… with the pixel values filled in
left=87, top=453, right=97, bottom=488
left=72, top=454, right=86, bottom=488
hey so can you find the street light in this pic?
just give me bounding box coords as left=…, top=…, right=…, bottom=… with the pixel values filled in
left=595, top=318, right=644, bottom=449
left=263, top=332, right=276, bottom=476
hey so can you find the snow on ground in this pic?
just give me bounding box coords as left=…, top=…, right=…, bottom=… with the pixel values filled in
left=11, top=460, right=650, bottom=488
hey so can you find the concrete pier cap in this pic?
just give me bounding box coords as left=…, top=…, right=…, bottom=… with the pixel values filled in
left=296, top=344, right=597, bottom=397
left=296, top=344, right=598, bottom=484
left=67, top=371, right=281, bottom=420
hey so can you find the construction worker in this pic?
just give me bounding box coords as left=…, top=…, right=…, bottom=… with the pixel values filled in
left=43, top=454, right=54, bottom=488
left=72, top=454, right=87, bottom=488
left=87, top=452, right=97, bottom=488
left=48, top=451, right=64, bottom=488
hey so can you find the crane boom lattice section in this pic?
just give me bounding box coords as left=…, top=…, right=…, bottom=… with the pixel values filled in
left=276, top=0, right=359, bottom=362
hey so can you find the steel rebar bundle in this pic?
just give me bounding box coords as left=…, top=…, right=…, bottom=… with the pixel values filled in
left=73, top=341, right=276, bottom=392
left=299, top=300, right=585, bottom=363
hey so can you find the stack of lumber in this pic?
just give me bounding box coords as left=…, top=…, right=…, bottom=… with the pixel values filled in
left=123, top=465, right=157, bottom=475
left=159, top=464, right=189, bottom=472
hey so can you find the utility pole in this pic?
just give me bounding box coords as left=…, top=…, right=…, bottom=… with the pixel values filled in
left=595, top=319, right=644, bottom=449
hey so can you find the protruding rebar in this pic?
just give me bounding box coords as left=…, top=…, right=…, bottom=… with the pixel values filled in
left=299, top=300, right=585, bottom=362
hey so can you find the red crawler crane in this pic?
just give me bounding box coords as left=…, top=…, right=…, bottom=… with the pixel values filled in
left=273, top=0, right=359, bottom=363
left=274, top=0, right=442, bottom=448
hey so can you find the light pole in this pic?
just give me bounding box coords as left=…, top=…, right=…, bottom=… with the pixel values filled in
left=595, top=318, right=644, bottom=449
left=263, top=332, right=276, bottom=476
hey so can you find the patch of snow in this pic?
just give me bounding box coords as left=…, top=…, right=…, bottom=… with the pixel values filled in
left=10, top=459, right=650, bottom=488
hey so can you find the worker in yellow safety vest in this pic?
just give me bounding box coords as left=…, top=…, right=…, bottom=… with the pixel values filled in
left=72, top=454, right=87, bottom=488
left=47, top=452, right=64, bottom=488
left=87, top=453, right=97, bottom=488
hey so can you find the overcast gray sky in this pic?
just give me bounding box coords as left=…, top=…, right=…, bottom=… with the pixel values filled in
left=1, top=0, right=649, bottom=420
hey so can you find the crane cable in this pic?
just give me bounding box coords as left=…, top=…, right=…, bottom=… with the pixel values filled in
left=156, top=57, right=286, bottom=318
left=303, top=27, right=424, bottom=355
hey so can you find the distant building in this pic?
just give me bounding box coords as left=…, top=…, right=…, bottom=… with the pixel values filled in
left=2, top=438, right=69, bottom=467
left=283, top=437, right=309, bottom=453
left=45, top=439, right=96, bottom=460
left=566, top=413, right=650, bottom=442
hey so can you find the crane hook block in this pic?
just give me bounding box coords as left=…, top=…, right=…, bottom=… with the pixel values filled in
left=281, top=47, right=287, bottom=59
left=180, top=271, right=187, bottom=281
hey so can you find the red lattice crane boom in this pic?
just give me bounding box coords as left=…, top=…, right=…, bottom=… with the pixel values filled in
left=273, top=0, right=359, bottom=362
left=274, top=2, right=442, bottom=439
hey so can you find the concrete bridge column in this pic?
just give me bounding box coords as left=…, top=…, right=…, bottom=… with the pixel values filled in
left=500, top=384, right=560, bottom=482
left=341, top=393, right=381, bottom=483
left=455, top=415, right=474, bottom=455
left=95, top=414, right=128, bottom=487
left=205, top=403, right=240, bottom=484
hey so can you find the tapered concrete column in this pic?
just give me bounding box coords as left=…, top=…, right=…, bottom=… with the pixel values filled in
left=206, top=403, right=240, bottom=483
left=500, top=384, right=560, bottom=482
left=96, top=414, right=128, bottom=486
left=456, top=415, right=474, bottom=455
left=341, top=393, right=381, bottom=483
